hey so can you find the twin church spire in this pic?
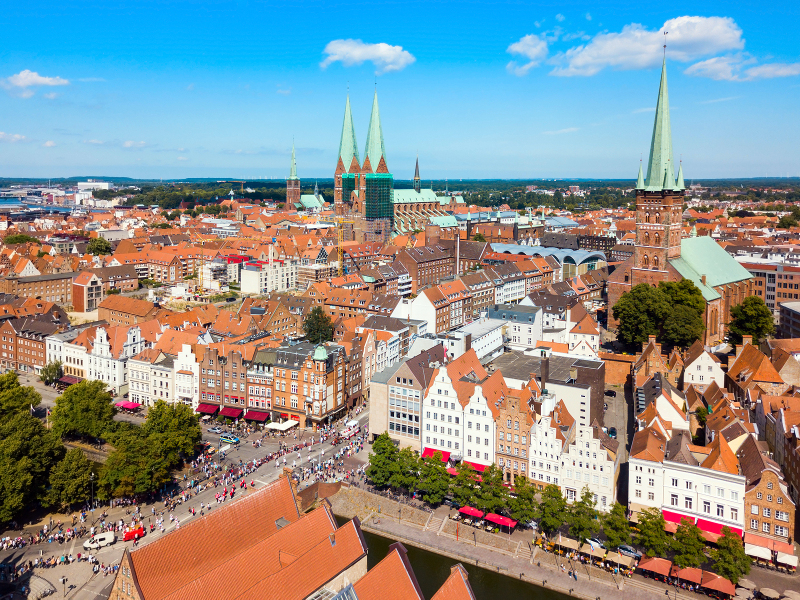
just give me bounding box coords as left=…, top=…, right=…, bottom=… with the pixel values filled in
left=336, top=90, right=389, bottom=175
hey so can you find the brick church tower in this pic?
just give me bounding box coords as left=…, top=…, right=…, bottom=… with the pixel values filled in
left=630, top=57, right=685, bottom=286
left=286, top=143, right=301, bottom=205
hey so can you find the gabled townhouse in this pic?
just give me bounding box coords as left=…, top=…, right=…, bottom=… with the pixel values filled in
left=559, top=421, right=621, bottom=512
left=635, top=373, right=690, bottom=434
left=459, top=271, right=495, bottom=319
left=484, top=263, right=526, bottom=304
left=631, top=336, right=684, bottom=391
left=681, top=339, right=725, bottom=393
left=174, top=343, right=200, bottom=408
left=72, top=324, right=146, bottom=394
left=0, top=317, right=63, bottom=375
left=128, top=348, right=174, bottom=406
left=486, top=304, right=543, bottom=351
left=568, top=314, right=600, bottom=357
left=529, top=400, right=576, bottom=491
left=495, top=376, right=538, bottom=484
left=726, top=336, right=790, bottom=404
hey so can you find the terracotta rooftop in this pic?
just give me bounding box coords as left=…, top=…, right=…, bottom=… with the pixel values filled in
left=352, top=543, right=424, bottom=600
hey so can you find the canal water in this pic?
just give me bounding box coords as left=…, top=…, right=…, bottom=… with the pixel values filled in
left=338, top=517, right=570, bottom=599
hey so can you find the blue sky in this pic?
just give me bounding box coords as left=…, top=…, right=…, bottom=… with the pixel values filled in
left=1, top=0, right=799, bottom=180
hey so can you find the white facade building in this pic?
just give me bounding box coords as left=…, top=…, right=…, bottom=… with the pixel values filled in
left=174, top=344, right=201, bottom=408
left=529, top=401, right=575, bottom=490
left=559, top=424, right=620, bottom=512
left=240, top=259, right=298, bottom=295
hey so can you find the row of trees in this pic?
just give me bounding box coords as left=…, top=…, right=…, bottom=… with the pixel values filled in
left=0, top=376, right=202, bottom=524
left=613, top=282, right=774, bottom=348
left=366, top=434, right=750, bottom=584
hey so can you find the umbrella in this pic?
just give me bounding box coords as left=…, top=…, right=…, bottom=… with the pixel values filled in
left=782, top=592, right=800, bottom=600
left=737, top=580, right=756, bottom=591
left=760, top=589, right=780, bottom=600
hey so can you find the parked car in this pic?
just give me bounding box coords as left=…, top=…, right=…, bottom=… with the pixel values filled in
left=123, top=526, right=145, bottom=542
left=608, top=427, right=617, bottom=439
left=219, top=434, right=239, bottom=445
left=588, top=538, right=606, bottom=550
left=208, top=426, right=223, bottom=434
left=604, top=390, right=617, bottom=397
left=83, top=532, right=116, bottom=550
left=617, top=545, right=642, bottom=560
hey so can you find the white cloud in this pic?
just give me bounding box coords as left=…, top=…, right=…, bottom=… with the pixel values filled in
left=77, top=77, right=105, bottom=83
left=320, top=39, right=415, bottom=74
left=685, top=55, right=800, bottom=81
left=632, top=107, right=656, bottom=113
left=177, top=156, right=188, bottom=161
left=0, top=132, right=25, bottom=142
left=543, top=127, right=579, bottom=135
left=506, top=34, right=549, bottom=76
left=42, top=140, right=56, bottom=147
left=534, top=20, right=543, bottom=28
left=123, top=140, right=146, bottom=148
left=550, top=16, right=744, bottom=76
left=43, top=92, right=59, bottom=99
left=699, top=96, right=739, bottom=104
left=586, top=13, right=592, bottom=21
left=277, top=87, right=291, bottom=95
left=6, top=69, right=69, bottom=88
left=84, top=139, right=104, bottom=145
left=556, top=14, right=566, bottom=22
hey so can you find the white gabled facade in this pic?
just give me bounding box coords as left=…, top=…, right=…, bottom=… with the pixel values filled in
left=422, top=368, right=464, bottom=457
left=86, top=326, right=145, bottom=394
left=174, top=344, right=200, bottom=408
left=528, top=402, right=575, bottom=490
left=463, top=386, right=496, bottom=467
left=683, top=350, right=724, bottom=393
left=559, top=424, right=619, bottom=512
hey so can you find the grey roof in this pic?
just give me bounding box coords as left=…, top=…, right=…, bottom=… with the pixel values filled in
left=489, top=243, right=606, bottom=265
left=487, top=304, right=541, bottom=322
left=10, top=272, right=76, bottom=283
left=455, top=318, right=506, bottom=338
left=487, top=350, right=602, bottom=383
left=362, top=315, right=409, bottom=333
left=370, top=360, right=404, bottom=384
left=665, top=430, right=698, bottom=466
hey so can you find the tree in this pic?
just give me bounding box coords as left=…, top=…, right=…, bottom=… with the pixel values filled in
left=777, top=215, right=798, bottom=229
left=568, top=486, right=598, bottom=543
left=472, top=232, right=486, bottom=242
left=726, top=296, right=774, bottom=345
left=366, top=433, right=398, bottom=487
left=672, top=518, right=706, bottom=569
left=417, top=453, right=450, bottom=505
left=612, top=284, right=670, bottom=345
left=51, top=380, right=116, bottom=440
left=0, top=371, right=41, bottom=419
left=534, top=484, right=567, bottom=535
left=87, top=237, right=113, bottom=256
left=141, top=400, right=202, bottom=463
left=637, top=507, right=670, bottom=557
left=99, top=423, right=172, bottom=499
left=0, top=413, right=65, bottom=522
left=658, top=280, right=706, bottom=316
left=45, top=448, right=93, bottom=509
left=662, top=304, right=706, bottom=348
left=602, top=502, right=631, bottom=549
left=303, top=306, right=334, bottom=344
left=508, top=475, right=538, bottom=525
left=389, top=447, right=420, bottom=494
left=451, top=461, right=478, bottom=508
left=712, top=526, right=750, bottom=584
left=3, top=234, right=39, bottom=245
left=695, top=406, right=708, bottom=427
left=473, top=464, right=508, bottom=514
left=40, top=361, right=63, bottom=386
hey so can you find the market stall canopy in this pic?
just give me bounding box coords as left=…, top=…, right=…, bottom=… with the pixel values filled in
left=776, top=552, right=798, bottom=567
left=736, top=579, right=756, bottom=591
left=579, top=543, right=606, bottom=558
left=458, top=506, right=484, bottom=518
left=266, top=420, right=299, bottom=431
left=606, top=552, right=635, bottom=567
left=243, top=410, right=269, bottom=422
left=744, top=544, right=772, bottom=561
left=485, top=514, right=517, bottom=528
left=421, top=448, right=451, bottom=462
left=701, top=575, right=735, bottom=596
left=115, top=401, right=141, bottom=410
left=556, top=537, right=581, bottom=551
left=637, top=557, right=672, bottom=577
left=759, top=589, right=780, bottom=600
left=670, top=567, right=703, bottom=585
left=781, top=591, right=800, bottom=600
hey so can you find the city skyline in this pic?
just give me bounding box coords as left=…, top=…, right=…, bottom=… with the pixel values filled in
left=1, top=1, right=799, bottom=180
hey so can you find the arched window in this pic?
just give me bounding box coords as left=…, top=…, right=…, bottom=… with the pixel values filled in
left=653, top=256, right=660, bottom=269
left=645, top=212, right=650, bottom=223
left=656, top=212, right=661, bottom=223
left=644, top=232, right=650, bottom=245
left=654, top=233, right=661, bottom=246
left=643, top=254, right=649, bottom=268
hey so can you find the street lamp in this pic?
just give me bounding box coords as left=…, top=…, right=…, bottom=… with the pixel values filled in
left=89, top=472, right=95, bottom=522
left=59, top=576, right=68, bottom=598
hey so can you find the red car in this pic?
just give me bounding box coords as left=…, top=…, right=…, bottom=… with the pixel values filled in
left=123, top=526, right=145, bottom=542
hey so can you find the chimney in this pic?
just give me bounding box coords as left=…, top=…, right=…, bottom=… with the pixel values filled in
left=742, top=335, right=753, bottom=348
left=541, top=356, right=550, bottom=392
left=701, top=274, right=707, bottom=286
left=425, top=224, right=440, bottom=246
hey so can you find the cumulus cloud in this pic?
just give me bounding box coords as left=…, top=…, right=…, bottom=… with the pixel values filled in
left=506, top=34, right=549, bottom=76
left=556, top=14, right=566, bottom=22
left=685, top=54, right=800, bottom=81
left=586, top=13, right=592, bottom=21
left=43, top=92, right=59, bottom=100
left=549, top=16, right=744, bottom=76
left=177, top=156, right=188, bottom=161
left=320, top=39, right=415, bottom=74
left=543, top=127, right=579, bottom=135
left=123, top=140, right=146, bottom=148
left=0, top=132, right=25, bottom=142
left=42, top=140, right=56, bottom=147
left=84, top=139, right=104, bottom=145
left=7, top=69, right=69, bottom=88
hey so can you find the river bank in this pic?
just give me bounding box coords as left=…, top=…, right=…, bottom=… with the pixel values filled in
left=329, top=484, right=705, bottom=600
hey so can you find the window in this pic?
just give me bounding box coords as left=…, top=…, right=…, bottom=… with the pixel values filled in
left=703, top=501, right=711, bottom=514
left=636, top=476, right=642, bottom=484
left=731, top=508, right=738, bottom=521
left=757, top=492, right=763, bottom=500
left=686, top=481, right=692, bottom=490
left=762, top=522, right=770, bottom=534
left=775, top=525, right=788, bottom=537
left=649, top=479, right=654, bottom=487
left=717, top=505, right=724, bottom=517
left=672, top=478, right=678, bottom=487
left=685, top=497, right=693, bottom=510
left=763, top=507, right=771, bottom=518
left=671, top=494, right=678, bottom=507
left=776, top=511, right=789, bottom=522
left=717, top=487, right=725, bottom=498
left=731, top=491, right=738, bottom=502
left=635, top=489, right=642, bottom=498
left=751, top=519, right=758, bottom=530
left=648, top=492, right=655, bottom=501
left=767, top=494, right=772, bottom=502
left=751, top=505, right=759, bottom=514
left=767, top=482, right=773, bottom=490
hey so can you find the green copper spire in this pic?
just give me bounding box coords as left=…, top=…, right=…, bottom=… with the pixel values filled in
left=676, top=162, right=685, bottom=190
left=289, top=143, right=298, bottom=180
left=636, top=162, right=645, bottom=189
left=364, top=89, right=387, bottom=173
left=690, top=224, right=697, bottom=237
left=644, top=58, right=681, bottom=192
left=338, top=94, right=360, bottom=170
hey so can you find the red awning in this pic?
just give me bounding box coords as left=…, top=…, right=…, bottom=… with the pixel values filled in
left=421, top=448, right=451, bottom=462
left=664, top=522, right=679, bottom=534
left=662, top=509, right=695, bottom=525
left=458, top=506, right=484, bottom=518
left=243, top=410, right=269, bottom=422
left=463, top=461, right=486, bottom=472
left=446, top=468, right=459, bottom=476
left=115, top=401, right=141, bottom=410
left=638, top=557, right=673, bottom=577
left=280, top=413, right=289, bottom=419
left=744, top=532, right=795, bottom=555
left=485, top=513, right=518, bottom=528
left=219, top=407, right=243, bottom=418
left=701, top=530, right=721, bottom=544
left=701, top=575, right=736, bottom=596
left=696, top=519, right=742, bottom=537
left=58, top=375, right=81, bottom=385
left=671, top=567, right=704, bottom=585
left=196, top=403, right=220, bottom=414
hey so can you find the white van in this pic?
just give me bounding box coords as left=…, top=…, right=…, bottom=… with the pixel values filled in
left=83, top=532, right=116, bottom=550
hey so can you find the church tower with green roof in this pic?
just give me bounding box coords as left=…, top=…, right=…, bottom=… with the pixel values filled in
left=286, top=142, right=301, bottom=205
left=632, top=57, right=685, bottom=280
